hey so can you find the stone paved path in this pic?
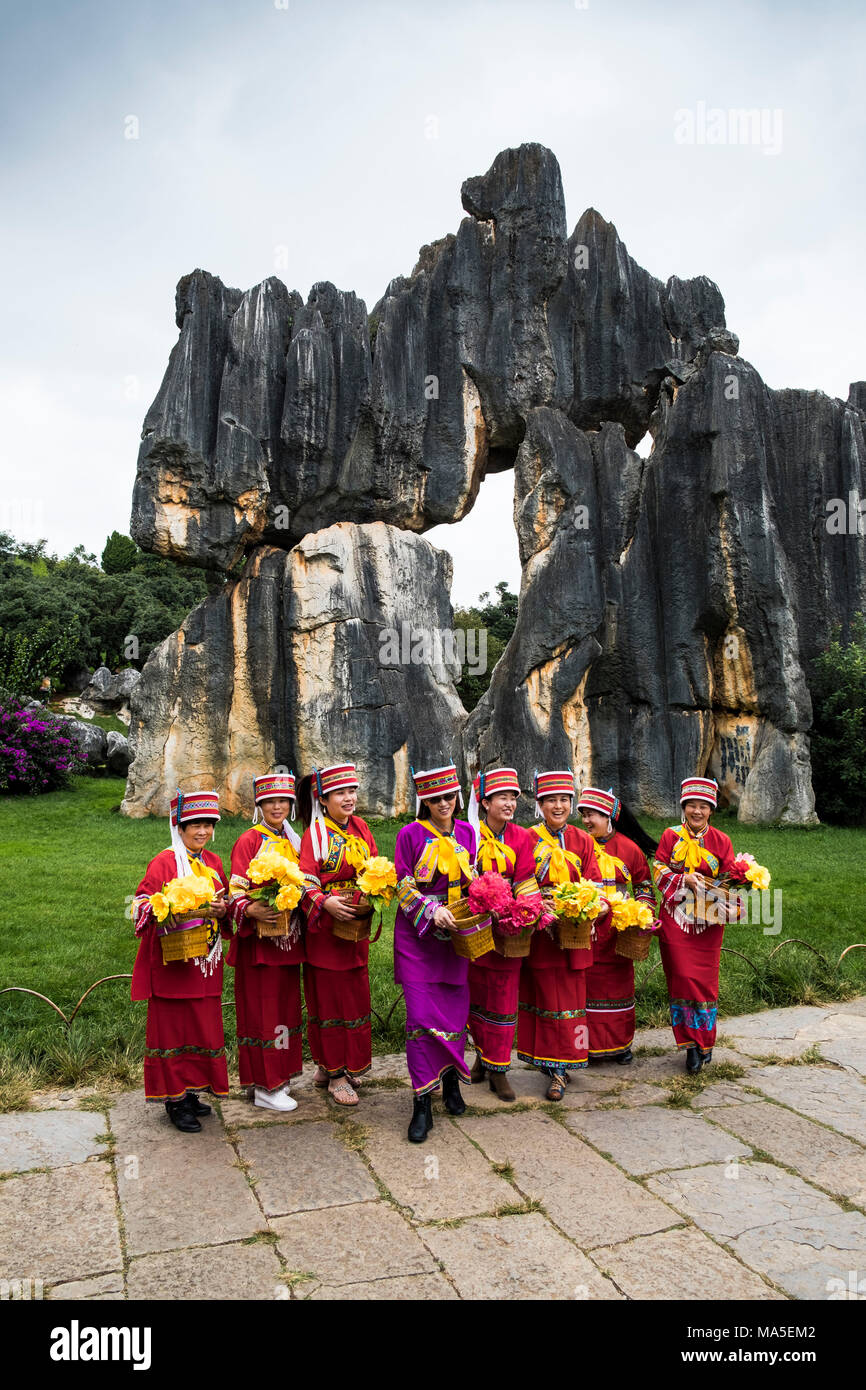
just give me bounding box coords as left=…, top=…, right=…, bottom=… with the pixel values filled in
left=2, top=998, right=866, bottom=1301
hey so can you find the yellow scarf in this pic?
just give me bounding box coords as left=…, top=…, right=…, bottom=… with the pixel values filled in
left=255, top=822, right=299, bottom=862
left=591, top=834, right=630, bottom=886
left=418, top=820, right=473, bottom=903
left=324, top=815, right=369, bottom=871
left=671, top=823, right=707, bottom=873
left=533, top=823, right=583, bottom=884
left=478, top=821, right=517, bottom=874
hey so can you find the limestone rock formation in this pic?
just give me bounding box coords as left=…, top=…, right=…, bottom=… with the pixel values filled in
left=125, top=142, right=866, bottom=822
left=121, top=525, right=466, bottom=819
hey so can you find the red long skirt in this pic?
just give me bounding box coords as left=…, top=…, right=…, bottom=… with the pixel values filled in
left=467, top=954, right=521, bottom=1072
left=585, top=918, right=636, bottom=1059
left=234, top=955, right=303, bottom=1089
left=144, top=996, right=229, bottom=1102
left=517, top=964, right=588, bottom=1072
left=303, top=963, right=372, bottom=1077
left=658, top=913, right=722, bottom=1056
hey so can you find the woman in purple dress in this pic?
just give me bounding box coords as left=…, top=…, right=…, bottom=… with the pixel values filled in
left=394, top=765, right=478, bottom=1143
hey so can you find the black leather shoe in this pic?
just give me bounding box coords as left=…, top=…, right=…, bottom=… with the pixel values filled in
left=408, top=1094, right=433, bottom=1143
left=185, top=1091, right=212, bottom=1117
left=685, top=1045, right=703, bottom=1075
left=165, top=1098, right=201, bottom=1133
left=616, top=1049, right=633, bottom=1065
left=441, top=1068, right=466, bottom=1116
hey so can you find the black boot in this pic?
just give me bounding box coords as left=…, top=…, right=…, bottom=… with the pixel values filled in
left=408, top=1093, right=433, bottom=1143
left=185, top=1091, right=212, bottom=1117
left=441, top=1068, right=466, bottom=1116
left=616, top=1049, right=633, bottom=1066
left=165, top=1097, right=201, bottom=1133
left=685, top=1045, right=703, bottom=1075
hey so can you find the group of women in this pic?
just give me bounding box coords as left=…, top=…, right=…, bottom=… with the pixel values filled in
left=131, top=763, right=739, bottom=1141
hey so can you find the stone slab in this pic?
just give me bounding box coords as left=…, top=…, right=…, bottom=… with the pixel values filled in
left=692, top=1082, right=765, bottom=1109
left=564, top=1105, right=751, bottom=1175
left=116, top=1128, right=263, bottom=1256
left=307, top=1272, right=458, bottom=1299
left=646, top=1160, right=866, bottom=1298
left=584, top=1082, right=667, bottom=1110
left=126, top=1240, right=283, bottom=1300
left=589, top=1047, right=754, bottom=1083
left=47, top=1271, right=125, bottom=1300
left=236, top=1120, right=378, bottom=1217
left=423, top=1212, right=623, bottom=1300
left=707, top=1102, right=866, bottom=1204
left=591, top=1228, right=783, bottom=1300
left=0, top=1111, right=108, bottom=1174
left=271, top=1200, right=435, bottom=1284
left=0, top=1164, right=122, bottom=1284
left=29, top=1087, right=114, bottom=1111
left=747, top=1065, right=866, bottom=1144
left=458, top=1111, right=680, bottom=1249
left=719, top=1006, right=834, bottom=1039
left=360, top=1089, right=515, bottom=1221
left=109, top=1090, right=188, bottom=1151
left=219, top=1089, right=332, bottom=1128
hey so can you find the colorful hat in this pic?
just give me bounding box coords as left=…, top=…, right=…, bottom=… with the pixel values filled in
left=467, top=767, right=521, bottom=838
left=413, top=764, right=463, bottom=815
left=169, top=788, right=220, bottom=877
left=252, top=771, right=300, bottom=848
left=534, top=770, right=575, bottom=819
left=577, top=786, right=620, bottom=821
left=311, top=763, right=360, bottom=859
left=680, top=776, right=718, bottom=808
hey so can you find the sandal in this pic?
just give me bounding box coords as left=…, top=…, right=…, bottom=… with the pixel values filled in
left=313, top=1067, right=330, bottom=1089
left=546, top=1074, right=567, bottom=1102
left=328, top=1078, right=359, bottom=1106
left=345, top=1072, right=364, bottom=1089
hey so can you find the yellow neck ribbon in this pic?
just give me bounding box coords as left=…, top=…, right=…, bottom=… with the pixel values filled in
left=478, top=821, right=517, bottom=874
left=591, top=834, right=630, bottom=886
left=534, top=823, right=583, bottom=884
left=418, top=820, right=472, bottom=903
left=671, top=823, right=707, bottom=873
left=324, top=815, right=369, bottom=871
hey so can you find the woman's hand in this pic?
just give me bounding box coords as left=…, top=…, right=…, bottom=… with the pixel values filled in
left=246, top=900, right=278, bottom=924
left=683, top=873, right=704, bottom=893
left=433, top=906, right=456, bottom=929
left=210, top=892, right=228, bottom=920
left=325, top=894, right=359, bottom=922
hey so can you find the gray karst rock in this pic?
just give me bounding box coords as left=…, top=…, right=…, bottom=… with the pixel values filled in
left=105, top=730, right=132, bottom=776
left=82, top=666, right=141, bottom=712
left=124, top=142, right=865, bottom=823
left=63, top=719, right=108, bottom=768
left=121, top=526, right=467, bottom=820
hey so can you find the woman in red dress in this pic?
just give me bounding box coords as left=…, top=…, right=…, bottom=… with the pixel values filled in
left=296, top=764, right=378, bottom=1107
left=466, top=767, right=542, bottom=1101
left=653, top=776, right=744, bottom=1073
left=131, top=789, right=232, bottom=1133
left=578, top=787, right=657, bottom=1066
left=228, top=771, right=304, bottom=1113
left=521, top=770, right=601, bottom=1100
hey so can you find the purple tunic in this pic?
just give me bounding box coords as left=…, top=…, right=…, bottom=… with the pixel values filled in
left=394, top=818, right=478, bottom=1094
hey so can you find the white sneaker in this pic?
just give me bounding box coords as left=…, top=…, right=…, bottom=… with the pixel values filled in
left=254, top=1086, right=298, bottom=1112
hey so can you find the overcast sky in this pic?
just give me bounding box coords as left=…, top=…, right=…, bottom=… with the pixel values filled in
left=2, top=0, right=864, bottom=605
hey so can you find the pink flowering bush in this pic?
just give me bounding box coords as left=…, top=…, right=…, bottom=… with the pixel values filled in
left=0, top=698, right=84, bottom=794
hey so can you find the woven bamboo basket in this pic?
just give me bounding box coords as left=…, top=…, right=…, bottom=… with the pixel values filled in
left=332, top=889, right=375, bottom=942
left=445, top=898, right=494, bottom=961
left=256, top=908, right=292, bottom=939
left=692, top=876, right=746, bottom=926
left=494, top=926, right=533, bottom=958
left=553, top=916, right=592, bottom=951
left=614, top=924, right=653, bottom=961
left=160, top=913, right=214, bottom=964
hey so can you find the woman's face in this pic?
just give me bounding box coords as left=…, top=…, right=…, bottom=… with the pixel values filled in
left=483, top=790, right=517, bottom=824
left=179, top=819, right=215, bottom=852
left=683, top=799, right=712, bottom=833
left=579, top=807, right=609, bottom=837
left=325, top=787, right=357, bottom=822
left=425, top=792, right=457, bottom=828
left=261, top=797, right=291, bottom=829
left=541, top=794, right=571, bottom=830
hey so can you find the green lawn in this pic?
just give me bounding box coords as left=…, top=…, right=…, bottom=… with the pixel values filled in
left=1, top=777, right=864, bottom=1102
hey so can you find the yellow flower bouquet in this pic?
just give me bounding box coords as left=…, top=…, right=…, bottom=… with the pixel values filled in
left=607, top=889, right=657, bottom=962
left=548, top=877, right=605, bottom=950
left=246, top=843, right=306, bottom=937
left=731, top=853, right=771, bottom=891
left=355, top=856, right=398, bottom=919
left=149, top=873, right=215, bottom=923
left=149, top=872, right=220, bottom=964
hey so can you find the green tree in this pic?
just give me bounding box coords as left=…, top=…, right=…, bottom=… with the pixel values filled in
left=453, top=580, right=518, bottom=711
left=808, top=614, right=866, bottom=825
left=101, top=531, right=138, bottom=574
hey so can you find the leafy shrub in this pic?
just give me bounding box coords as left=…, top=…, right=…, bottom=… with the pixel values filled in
left=0, top=696, right=85, bottom=795
left=808, top=614, right=866, bottom=825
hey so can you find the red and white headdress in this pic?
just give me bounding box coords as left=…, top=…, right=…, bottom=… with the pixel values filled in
left=311, top=763, right=359, bottom=860
left=577, top=786, right=620, bottom=834
left=680, top=776, right=718, bottom=809
left=253, top=771, right=300, bottom=849
left=413, top=764, right=463, bottom=816
left=533, top=770, right=575, bottom=819
left=467, top=767, right=521, bottom=839
left=169, top=788, right=220, bottom=876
